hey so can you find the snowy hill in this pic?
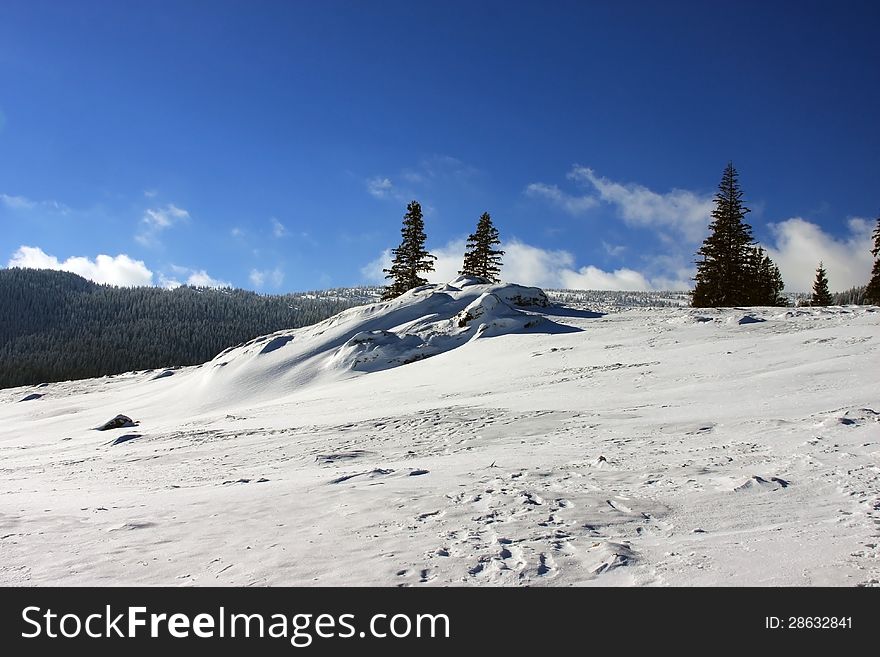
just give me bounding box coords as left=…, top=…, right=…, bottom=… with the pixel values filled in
left=190, top=277, right=560, bottom=408
left=1, top=280, right=879, bottom=587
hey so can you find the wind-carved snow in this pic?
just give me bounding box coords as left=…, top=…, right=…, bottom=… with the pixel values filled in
left=0, top=284, right=878, bottom=587
left=194, top=277, right=564, bottom=408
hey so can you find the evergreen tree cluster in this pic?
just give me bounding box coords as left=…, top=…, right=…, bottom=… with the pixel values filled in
left=694, top=165, right=880, bottom=308
left=0, top=268, right=364, bottom=389
left=382, top=202, right=505, bottom=299
left=693, top=163, right=786, bottom=307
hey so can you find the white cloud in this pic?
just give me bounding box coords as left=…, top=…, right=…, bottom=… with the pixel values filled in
left=524, top=183, right=599, bottom=215
left=558, top=265, right=652, bottom=291
left=361, top=238, right=674, bottom=291
left=366, top=155, right=480, bottom=205
left=271, top=217, right=287, bottom=238
left=143, top=189, right=158, bottom=198
left=526, top=166, right=714, bottom=242
left=8, top=245, right=154, bottom=287
left=602, top=241, right=626, bottom=257
left=160, top=264, right=229, bottom=288
left=1, top=193, right=36, bottom=210
left=249, top=267, right=284, bottom=290
left=569, top=166, right=714, bottom=242
left=1, top=193, right=70, bottom=213
left=136, top=203, right=190, bottom=246
left=8, top=246, right=229, bottom=289
left=762, top=217, right=874, bottom=292
left=367, top=177, right=395, bottom=199
left=231, top=227, right=244, bottom=237
left=185, top=269, right=230, bottom=288
left=360, top=249, right=393, bottom=284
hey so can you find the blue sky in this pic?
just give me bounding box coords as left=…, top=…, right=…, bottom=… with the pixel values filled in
left=1, top=0, right=878, bottom=292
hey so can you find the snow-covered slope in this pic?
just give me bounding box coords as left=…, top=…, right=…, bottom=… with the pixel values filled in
left=184, top=277, right=556, bottom=408
left=1, top=281, right=879, bottom=587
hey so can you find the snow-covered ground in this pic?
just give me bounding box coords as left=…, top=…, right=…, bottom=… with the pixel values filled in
left=2, top=278, right=879, bottom=586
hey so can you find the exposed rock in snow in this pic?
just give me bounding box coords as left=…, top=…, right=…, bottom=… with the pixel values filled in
left=96, top=414, right=137, bottom=430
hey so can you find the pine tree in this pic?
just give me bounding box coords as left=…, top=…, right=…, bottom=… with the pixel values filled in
left=745, top=246, right=787, bottom=306
left=460, top=212, right=505, bottom=283
left=692, top=162, right=755, bottom=307
left=865, top=214, right=880, bottom=304
left=811, top=262, right=833, bottom=306
left=381, top=201, right=437, bottom=301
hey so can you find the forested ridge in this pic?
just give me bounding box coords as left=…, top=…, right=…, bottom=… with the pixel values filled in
left=0, top=268, right=374, bottom=389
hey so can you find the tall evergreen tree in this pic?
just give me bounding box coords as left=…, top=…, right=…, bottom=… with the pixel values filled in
left=381, top=201, right=436, bottom=301
left=460, top=212, right=505, bottom=283
left=811, top=262, right=833, bottom=306
left=865, top=213, right=880, bottom=304
left=692, top=162, right=755, bottom=307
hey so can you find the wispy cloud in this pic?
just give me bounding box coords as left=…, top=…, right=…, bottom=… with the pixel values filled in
left=408, top=154, right=480, bottom=183
left=270, top=217, right=288, bottom=238
left=602, top=241, right=627, bottom=257
left=524, top=183, right=599, bottom=215
left=526, top=166, right=714, bottom=242
left=1, top=192, right=70, bottom=214
left=569, top=166, right=714, bottom=242
left=249, top=267, right=284, bottom=290
left=365, top=155, right=481, bottom=204
left=367, top=177, right=395, bottom=199
left=8, top=245, right=154, bottom=287
left=136, top=203, right=189, bottom=246
left=1, top=193, right=36, bottom=210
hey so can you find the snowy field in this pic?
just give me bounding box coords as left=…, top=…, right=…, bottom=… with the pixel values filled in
left=1, top=277, right=879, bottom=586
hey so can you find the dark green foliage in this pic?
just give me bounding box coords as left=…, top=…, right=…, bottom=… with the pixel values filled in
left=866, top=214, right=880, bottom=304
left=692, top=163, right=785, bottom=307
left=693, top=163, right=754, bottom=306
left=811, top=262, right=833, bottom=306
left=382, top=201, right=436, bottom=300
left=0, top=268, right=366, bottom=389
left=745, top=246, right=787, bottom=306
left=460, top=212, right=504, bottom=283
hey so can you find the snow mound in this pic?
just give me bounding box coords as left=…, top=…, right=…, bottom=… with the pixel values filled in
left=189, top=279, right=564, bottom=406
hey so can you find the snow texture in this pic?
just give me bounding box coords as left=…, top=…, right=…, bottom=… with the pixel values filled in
left=0, top=280, right=879, bottom=587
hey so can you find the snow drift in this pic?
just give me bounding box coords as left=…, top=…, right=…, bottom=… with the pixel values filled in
left=189, top=277, right=563, bottom=406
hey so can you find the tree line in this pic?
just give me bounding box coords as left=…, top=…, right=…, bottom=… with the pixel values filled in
left=378, top=163, right=880, bottom=307
left=0, top=268, right=365, bottom=389
left=692, top=162, right=880, bottom=308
